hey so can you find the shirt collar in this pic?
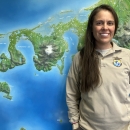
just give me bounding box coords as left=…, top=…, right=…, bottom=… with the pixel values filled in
left=102, top=42, right=122, bottom=57
left=112, top=42, right=122, bottom=52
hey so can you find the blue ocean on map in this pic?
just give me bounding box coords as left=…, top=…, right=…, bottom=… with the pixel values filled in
left=0, top=0, right=98, bottom=130
left=0, top=31, right=78, bottom=130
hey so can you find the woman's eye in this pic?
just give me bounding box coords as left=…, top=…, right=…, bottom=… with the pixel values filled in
left=96, top=22, right=102, bottom=25
left=95, top=21, right=115, bottom=26
left=107, top=22, right=114, bottom=26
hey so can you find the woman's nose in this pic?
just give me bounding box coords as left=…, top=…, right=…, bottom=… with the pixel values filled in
left=102, top=23, right=108, bottom=29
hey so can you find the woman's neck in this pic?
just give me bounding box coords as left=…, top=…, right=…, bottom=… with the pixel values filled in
left=95, top=42, right=112, bottom=50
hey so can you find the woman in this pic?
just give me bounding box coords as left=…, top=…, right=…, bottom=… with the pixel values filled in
left=66, top=4, right=130, bottom=130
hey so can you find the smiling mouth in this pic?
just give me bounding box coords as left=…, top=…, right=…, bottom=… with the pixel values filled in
left=100, top=33, right=109, bottom=36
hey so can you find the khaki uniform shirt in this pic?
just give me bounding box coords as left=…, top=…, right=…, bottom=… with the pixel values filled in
left=66, top=43, right=130, bottom=130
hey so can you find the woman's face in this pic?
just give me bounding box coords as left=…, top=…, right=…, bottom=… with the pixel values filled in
left=92, top=10, right=115, bottom=49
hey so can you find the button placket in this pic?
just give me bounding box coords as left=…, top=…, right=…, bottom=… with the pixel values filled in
left=101, top=57, right=106, bottom=67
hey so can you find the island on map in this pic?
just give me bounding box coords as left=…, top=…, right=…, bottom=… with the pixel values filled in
left=20, top=127, right=26, bottom=130
left=0, top=82, right=12, bottom=100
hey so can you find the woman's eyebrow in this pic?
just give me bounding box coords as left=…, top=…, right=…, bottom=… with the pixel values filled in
left=95, top=20, right=114, bottom=21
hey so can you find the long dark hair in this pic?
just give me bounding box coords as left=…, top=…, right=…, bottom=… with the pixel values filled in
left=80, top=4, right=118, bottom=92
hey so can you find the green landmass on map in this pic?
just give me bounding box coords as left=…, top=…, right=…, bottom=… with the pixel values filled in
left=57, top=57, right=65, bottom=74
left=20, top=128, right=26, bottom=130
left=0, top=82, right=12, bottom=100
left=0, top=0, right=130, bottom=74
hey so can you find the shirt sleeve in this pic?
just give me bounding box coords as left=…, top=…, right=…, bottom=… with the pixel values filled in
left=66, top=52, right=81, bottom=124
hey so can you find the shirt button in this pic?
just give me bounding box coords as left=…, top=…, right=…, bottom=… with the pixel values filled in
left=129, top=94, right=130, bottom=97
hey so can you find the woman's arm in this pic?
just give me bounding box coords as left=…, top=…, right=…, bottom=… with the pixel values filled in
left=66, top=52, right=81, bottom=129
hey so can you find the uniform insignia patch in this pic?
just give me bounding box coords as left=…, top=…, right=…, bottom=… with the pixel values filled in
left=113, top=57, right=122, bottom=67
